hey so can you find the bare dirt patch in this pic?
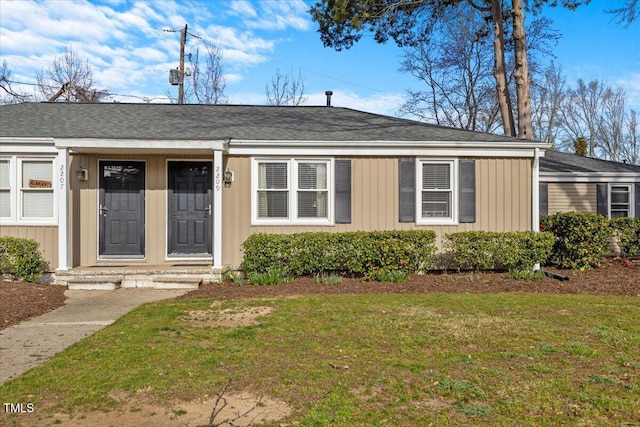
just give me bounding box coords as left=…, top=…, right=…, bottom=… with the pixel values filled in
left=184, top=304, right=274, bottom=328
left=39, top=389, right=292, bottom=427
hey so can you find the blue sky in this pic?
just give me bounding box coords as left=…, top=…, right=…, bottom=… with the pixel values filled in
left=1, top=0, right=638, bottom=116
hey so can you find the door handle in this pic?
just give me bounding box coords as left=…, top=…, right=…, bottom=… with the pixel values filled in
left=99, top=204, right=108, bottom=216
left=207, top=204, right=212, bottom=215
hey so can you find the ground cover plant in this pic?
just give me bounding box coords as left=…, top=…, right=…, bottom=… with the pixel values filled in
left=2, top=290, right=638, bottom=426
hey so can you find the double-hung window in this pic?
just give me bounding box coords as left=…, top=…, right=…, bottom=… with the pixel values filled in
left=0, top=156, right=56, bottom=225
left=0, top=159, right=10, bottom=219
left=417, top=159, right=457, bottom=224
left=610, top=184, right=633, bottom=218
left=253, top=158, right=332, bottom=225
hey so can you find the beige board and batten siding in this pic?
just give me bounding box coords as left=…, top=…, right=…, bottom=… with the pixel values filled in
left=221, top=156, right=532, bottom=267
left=547, top=182, right=597, bottom=215
left=0, top=226, right=58, bottom=270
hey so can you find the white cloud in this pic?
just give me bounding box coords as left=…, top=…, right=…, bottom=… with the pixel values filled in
left=229, top=0, right=258, bottom=19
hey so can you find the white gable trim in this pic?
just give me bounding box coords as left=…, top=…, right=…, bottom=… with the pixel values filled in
left=229, top=139, right=549, bottom=157
left=541, top=173, right=640, bottom=183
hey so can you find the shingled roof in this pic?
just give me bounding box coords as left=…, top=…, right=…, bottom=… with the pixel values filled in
left=541, top=150, right=640, bottom=174
left=1, top=102, right=527, bottom=143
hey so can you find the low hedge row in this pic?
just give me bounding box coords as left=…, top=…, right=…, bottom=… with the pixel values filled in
left=240, top=212, right=638, bottom=281
left=0, top=236, right=48, bottom=282
left=241, top=230, right=437, bottom=278
left=444, top=231, right=555, bottom=271
left=241, top=229, right=554, bottom=279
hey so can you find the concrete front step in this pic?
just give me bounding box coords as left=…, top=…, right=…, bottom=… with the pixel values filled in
left=67, top=276, right=122, bottom=291
left=152, top=276, right=202, bottom=290
left=56, top=267, right=219, bottom=289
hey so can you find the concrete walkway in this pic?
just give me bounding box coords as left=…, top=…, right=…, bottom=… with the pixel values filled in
left=0, top=288, right=189, bottom=386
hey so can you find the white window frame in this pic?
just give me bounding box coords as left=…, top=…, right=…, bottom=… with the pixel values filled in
left=416, top=158, right=458, bottom=225
left=0, top=155, right=58, bottom=226
left=609, top=183, right=635, bottom=218
left=251, top=157, right=334, bottom=225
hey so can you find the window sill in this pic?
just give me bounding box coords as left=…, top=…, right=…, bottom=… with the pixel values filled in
left=252, top=219, right=334, bottom=226
left=0, top=219, right=58, bottom=227
left=416, top=218, right=459, bottom=226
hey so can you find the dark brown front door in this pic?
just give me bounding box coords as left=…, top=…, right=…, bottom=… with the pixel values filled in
left=99, top=161, right=145, bottom=258
left=168, top=161, right=212, bottom=256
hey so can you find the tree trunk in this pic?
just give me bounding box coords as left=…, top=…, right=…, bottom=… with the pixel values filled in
left=512, top=0, right=533, bottom=139
left=489, top=0, right=515, bottom=137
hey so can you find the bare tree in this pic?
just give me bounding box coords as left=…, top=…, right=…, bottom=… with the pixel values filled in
left=266, top=68, right=306, bottom=106
left=36, top=47, right=109, bottom=102
left=595, top=86, right=627, bottom=162
left=554, top=79, right=639, bottom=164
left=0, top=61, right=30, bottom=104
left=531, top=62, right=566, bottom=146
left=185, top=42, right=227, bottom=104
left=557, top=79, right=608, bottom=157
left=621, top=109, right=640, bottom=164
left=398, top=5, right=500, bottom=133
left=607, top=0, right=639, bottom=27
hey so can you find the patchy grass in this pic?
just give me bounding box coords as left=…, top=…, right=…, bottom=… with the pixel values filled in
left=1, top=293, right=639, bottom=426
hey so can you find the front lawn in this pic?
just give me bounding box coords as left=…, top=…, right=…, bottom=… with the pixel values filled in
left=1, top=293, right=639, bottom=426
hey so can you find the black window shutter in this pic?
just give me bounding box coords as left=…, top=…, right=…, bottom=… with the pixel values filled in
left=539, top=182, right=549, bottom=217
left=596, top=183, right=608, bottom=216
left=458, top=160, right=476, bottom=223
left=635, top=184, right=640, bottom=218
left=335, top=160, right=351, bottom=224
left=398, top=158, right=415, bottom=222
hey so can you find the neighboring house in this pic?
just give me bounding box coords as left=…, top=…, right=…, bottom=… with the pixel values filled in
left=539, top=150, right=640, bottom=219
left=1, top=103, right=549, bottom=286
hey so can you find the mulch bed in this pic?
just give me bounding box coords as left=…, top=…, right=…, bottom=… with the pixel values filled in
left=2, top=258, right=638, bottom=331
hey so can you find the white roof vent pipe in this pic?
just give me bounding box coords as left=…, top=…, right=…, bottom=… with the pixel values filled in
left=325, top=90, right=333, bottom=107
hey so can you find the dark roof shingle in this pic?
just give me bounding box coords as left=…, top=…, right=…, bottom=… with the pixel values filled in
left=1, top=102, right=527, bottom=142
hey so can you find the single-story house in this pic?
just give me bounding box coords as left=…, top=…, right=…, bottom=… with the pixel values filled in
left=0, top=102, right=566, bottom=287
left=539, top=150, right=640, bottom=218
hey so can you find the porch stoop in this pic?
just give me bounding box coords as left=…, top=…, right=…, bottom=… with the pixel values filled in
left=56, top=266, right=222, bottom=290
left=67, top=276, right=122, bottom=291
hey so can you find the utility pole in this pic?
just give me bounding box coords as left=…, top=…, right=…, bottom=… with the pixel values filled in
left=178, top=24, right=187, bottom=104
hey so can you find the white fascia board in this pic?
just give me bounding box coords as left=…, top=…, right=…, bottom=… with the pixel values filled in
left=228, top=139, right=550, bottom=157
left=540, top=172, right=640, bottom=183
left=0, top=137, right=57, bottom=154
left=55, top=138, right=229, bottom=152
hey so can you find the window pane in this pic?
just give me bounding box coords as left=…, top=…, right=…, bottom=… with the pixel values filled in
left=298, top=163, right=327, bottom=190
left=22, top=190, right=54, bottom=218
left=298, top=191, right=327, bottom=218
left=0, top=190, right=10, bottom=217
left=422, top=192, right=451, bottom=218
left=0, top=160, right=9, bottom=188
left=257, top=191, right=288, bottom=218
left=611, top=187, right=629, bottom=205
left=611, top=211, right=628, bottom=218
left=258, top=163, right=287, bottom=189
left=422, top=164, right=450, bottom=190
left=22, top=161, right=53, bottom=187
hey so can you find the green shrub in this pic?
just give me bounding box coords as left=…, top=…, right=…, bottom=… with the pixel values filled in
left=444, top=231, right=554, bottom=271
left=540, top=212, right=611, bottom=269
left=0, top=236, right=48, bottom=282
left=610, top=217, right=640, bottom=257
left=241, top=230, right=437, bottom=279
